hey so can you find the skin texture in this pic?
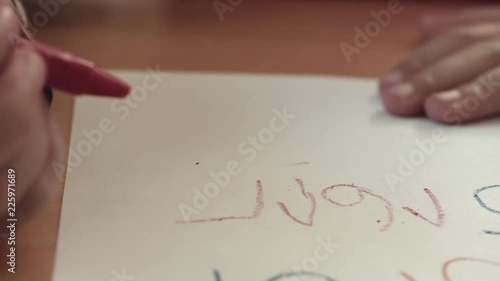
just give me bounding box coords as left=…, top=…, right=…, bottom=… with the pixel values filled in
left=0, top=0, right=64, bottom=222
left=379, top=7, right=500, bottom=124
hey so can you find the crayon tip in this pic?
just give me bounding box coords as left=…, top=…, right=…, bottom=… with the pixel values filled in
left=86, top=68, right=131, bottom=98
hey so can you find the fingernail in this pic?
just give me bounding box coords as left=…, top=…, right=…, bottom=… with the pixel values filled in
left=386, top=82, right=415, bottom=99
left=381, top=70, right=404, bottom=87
left=435, top=90, right=461, bottom=103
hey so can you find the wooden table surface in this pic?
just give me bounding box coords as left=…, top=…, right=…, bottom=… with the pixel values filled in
left=0, top=0, right=480, bottom=280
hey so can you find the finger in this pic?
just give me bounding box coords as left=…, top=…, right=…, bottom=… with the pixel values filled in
left=0, top=2, right=19, bottom=68
left=381, top=24, right=500, bottom=88
left=419, top=8, right=500, bottom=38
left=0, top=46, right=48, bottom=158
left=425, top=67, right=500, bottom=124
left=380, top=38, right=500, bottom=116
left=17, top=116, right=65, bottom=221
left=0, top=47, right=49, bottom=217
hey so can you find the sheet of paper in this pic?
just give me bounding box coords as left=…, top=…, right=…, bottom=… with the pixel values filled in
left=53, top=72, right=500, bottom=281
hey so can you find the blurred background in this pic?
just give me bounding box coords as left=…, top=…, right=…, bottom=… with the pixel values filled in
left=18, top=0, right=471, bottom=75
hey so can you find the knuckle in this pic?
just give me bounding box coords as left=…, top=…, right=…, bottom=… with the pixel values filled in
left=485, top=67, right=500, bottom=88
left=477, top=39, right=500, bottom=58
left=446, top=26, right=478, bottom=43
left=400, top=57, right=425, bottom=74
left=412, top=72, right=438, bottom=93
left=472, top=70, right=500, bottom=99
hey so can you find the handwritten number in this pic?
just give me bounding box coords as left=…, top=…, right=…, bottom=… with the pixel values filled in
left=400, top=272, right=417, bottom=281
left=177, top=180, right=264, bottom=224
left=321, top=184, right=394, bottom=231
left=402, top=188, right=445, bottom=227
left=277, top=179, right=317, bottom=227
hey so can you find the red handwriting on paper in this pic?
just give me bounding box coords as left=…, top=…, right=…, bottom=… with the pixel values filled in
left=400, top=272, right=417, bottom=281
left=442, top=257, right=500, bottom=281
left=277, top=178, right=317, bottom=227
left=177, top=180, right=264, bottom=223
left=402, top=257, right=500, bottom=281
left=176, top=179, right=449, bottom=233
left=402, top=188, right=445, bottom=227
left=321, top=184, right=394, bottom=232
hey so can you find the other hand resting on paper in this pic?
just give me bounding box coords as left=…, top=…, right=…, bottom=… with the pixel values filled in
left=379, top=7, right=500, bottom=123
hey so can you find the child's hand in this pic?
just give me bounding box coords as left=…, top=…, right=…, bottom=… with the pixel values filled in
left=0, top=1, right=64, bottom=222
left=379, top=8, right=500, bottom=123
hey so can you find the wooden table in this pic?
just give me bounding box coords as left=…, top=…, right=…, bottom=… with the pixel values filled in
left=0, top=0, right=476, bottom=280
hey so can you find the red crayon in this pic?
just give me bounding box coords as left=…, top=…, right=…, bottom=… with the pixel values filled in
left=14, top=36, right=131, bottom=98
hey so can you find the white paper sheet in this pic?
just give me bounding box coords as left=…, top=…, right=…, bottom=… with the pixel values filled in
left=53, top=72, right=500, bottom=281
